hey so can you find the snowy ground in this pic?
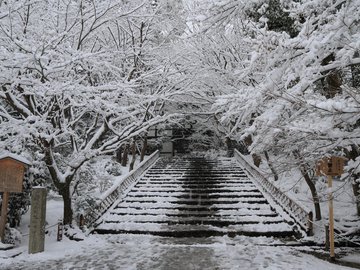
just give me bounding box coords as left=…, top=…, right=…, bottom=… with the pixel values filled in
left=0, top=191, right=358, bottom=269
left=0, top=230, right=359, bottom=270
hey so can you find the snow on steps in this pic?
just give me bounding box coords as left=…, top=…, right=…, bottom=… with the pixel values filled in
left=85, top=150, right=161, bottom=227
left=234, top=150, right=314, bottom=236
left=93, top=156, right=297, bottom=238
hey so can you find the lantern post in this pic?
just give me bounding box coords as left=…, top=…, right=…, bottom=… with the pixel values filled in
left=316, top=156, right=345, bottom=261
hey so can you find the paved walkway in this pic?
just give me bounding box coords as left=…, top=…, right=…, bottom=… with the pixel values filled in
left=2, top=235, right=356, bottom=270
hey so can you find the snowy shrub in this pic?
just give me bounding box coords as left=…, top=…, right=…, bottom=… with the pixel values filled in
left=6, top=173, right=31, bottom=228
left=72, top=178, right=99, bottom=219
left=72, top=156, right=122, bottom=218
left=73, top=193, right=100, bottom=219
left=98, top=176, right=114, bottom=193
left=105, top=162, right=122, bottom=176
left=4, top=225, right=21, bottom=246
left=346, top=157, right=360, bottom=176
left=64, top=225, right=85, bottom=241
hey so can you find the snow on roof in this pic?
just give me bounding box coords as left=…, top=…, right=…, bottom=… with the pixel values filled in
left=0, top=152, right=32, bottom=166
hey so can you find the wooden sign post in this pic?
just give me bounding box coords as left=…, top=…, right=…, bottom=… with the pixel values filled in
left=327, top=174, right=335, bottom=261
left=0, top=153, right=31, bottom=243
left=0, top=192, right=9, bottom=243
left=316, top=156, right=345, bottom=262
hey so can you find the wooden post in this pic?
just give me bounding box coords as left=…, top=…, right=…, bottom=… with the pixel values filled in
left=316, top=156, right=344, bottom=261
left=0, top=192, right=9, bottom=243
left=129, top=140, right=136, bottom=172
left=79, top=215, right=85, bottom=230
left=57, top=219, right=63, bottom=242
left=140, top=135, right=147, bottom=162
left=121, top=144, right=129, bottom=167
left=328, top=175, right=335, bottom=261
left=307, top=211, right=313, bottom=236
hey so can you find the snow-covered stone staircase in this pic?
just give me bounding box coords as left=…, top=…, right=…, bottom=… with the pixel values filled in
left=93, top=156, right=296, bottom=237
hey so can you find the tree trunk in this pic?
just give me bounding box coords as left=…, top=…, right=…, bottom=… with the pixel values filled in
left=57, top=182, right=73, bottom=225
left=116, top=147, right=122, bottom=164
left=129, top=140, right=136, bottom=172
left=302, top=169, right=322, bottom=221
left=140, top=135, right=148, bottom=162
left=252, top=154, right=262, bottom=168
left=242, top=134, right=261, bottom=167
left=352, top=179, right=360, bottom=216
left=42, top=141, right=74, bottom=225
left=293, top=151, right=322, bottom=220
left=344, top=144, right=360, bottom=216
left=121, top=144, right=129, bottom=167
left=351, top=52, right=360, bottom=87
left=264, top=151, right=279, bottom=181
left=321, top=53, right=342, bottom=98
left=325, top=71, right=342, bottom=98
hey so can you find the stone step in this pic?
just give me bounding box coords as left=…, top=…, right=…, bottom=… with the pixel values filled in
left=147, top=169, right=244, bottom=172
left=134, top=183, right=255, bottom=188
left=140, top=176, right=249, bottom=180
left=126, top=190, right=262, bottom=196
left=125, top=193, right=264, bottom=199
left=94, top=222, right=295, bottom=238
left=102, top=216, right=287, bottom=226
left=123, top=195, right=267, bottom=203
left=143, top=175, right=247, bottom=179
left=148, top=169, right=244, bottom=172
left=138, top=178, right=251, bottom=182
left=133, top=184, right=257, bottom=188
left=114, top=202, right=271, bottom=210
left=147, top=169, right=246, bottom=172
left=183, top=171, right=246, bottom=174
left=131, top=188, right=261, bottom=193
left=114, top=201, right=272, bottom=209
left=122, top=197, right=268, bottom=205
left=137, top=181, right=253, bottom=185
left=110, top=208, right=278, bottom=217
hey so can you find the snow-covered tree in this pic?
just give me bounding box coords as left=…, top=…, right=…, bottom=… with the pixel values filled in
left=0, top=0, right=183, bottom=225
left=186, top=0, right=360, bottom=218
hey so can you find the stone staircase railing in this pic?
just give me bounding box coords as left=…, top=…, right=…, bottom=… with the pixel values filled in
left=84, top=150, right=160, bottom=228
left=234, top=149, right=313, bottom=236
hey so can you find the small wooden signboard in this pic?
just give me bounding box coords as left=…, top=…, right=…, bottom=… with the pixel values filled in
left=0, top=153, right=31, bottom=243
left=315, top=156, right=345, bottom=176
left=0, top=158, right=26, bottom=193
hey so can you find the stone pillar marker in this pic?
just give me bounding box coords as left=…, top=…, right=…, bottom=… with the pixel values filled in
left=29, top=187, right=47, bottom=254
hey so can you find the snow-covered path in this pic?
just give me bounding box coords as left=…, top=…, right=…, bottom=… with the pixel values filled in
left=1, top=234, right=355, bottom=270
